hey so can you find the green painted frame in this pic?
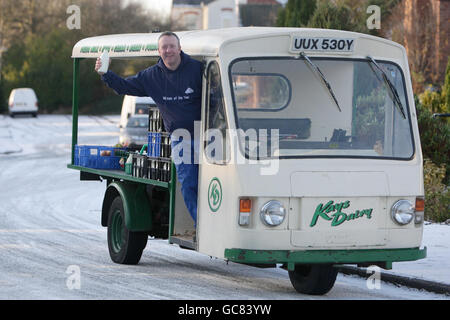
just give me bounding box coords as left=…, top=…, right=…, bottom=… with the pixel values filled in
left=68, top=58, right=177, bottom=238
left=225, top=247, right=427, bottom=271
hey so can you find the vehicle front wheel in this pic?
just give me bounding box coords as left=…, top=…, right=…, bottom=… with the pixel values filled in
left=288, top=264, right=338, bottom=295
left=107, top=196, right=148, bottom=264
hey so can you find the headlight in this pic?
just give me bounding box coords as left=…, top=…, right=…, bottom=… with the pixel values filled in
left=391, top=200, right=414, bottom=225
left=260, top=200, right=286, bottom=226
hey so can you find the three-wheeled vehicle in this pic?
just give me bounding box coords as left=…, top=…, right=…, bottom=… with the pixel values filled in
left=68, top=27, right=426, bottom=295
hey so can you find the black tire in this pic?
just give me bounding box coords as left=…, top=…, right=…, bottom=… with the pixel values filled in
left=107, top=196, right=148, bottom=264
left=288, top=264, right=338, bottom=295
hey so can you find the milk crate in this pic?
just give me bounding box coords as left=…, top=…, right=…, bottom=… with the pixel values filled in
left=132, top=153, right=148, bottom=178
left=158, top=158, right=172, bottom=182
left=147, top=157, right=172, bottom=182
left=148, top=132, right=171, bottom=159
left=74, top=145, right=127, bottom=170
left=148, top=106, right=165, bottom=132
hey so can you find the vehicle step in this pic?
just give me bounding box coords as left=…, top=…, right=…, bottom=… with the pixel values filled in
left=171, top=235, right=196, bottom=250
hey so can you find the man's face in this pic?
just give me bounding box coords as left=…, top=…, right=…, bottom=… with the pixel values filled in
left=158, top=35, right=181, bottom=70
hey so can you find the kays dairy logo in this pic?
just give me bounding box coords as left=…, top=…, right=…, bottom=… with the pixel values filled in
left=310, top=200, right=373, bottom=227
left=208, top=177, right=222, bottom=212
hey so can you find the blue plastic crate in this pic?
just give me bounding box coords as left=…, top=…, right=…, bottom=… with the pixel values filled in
left=148, top=132, right=161, bottom=157
left=148, top=132, right=171, bottom=158
left=74, top=145, right=127, bottom=170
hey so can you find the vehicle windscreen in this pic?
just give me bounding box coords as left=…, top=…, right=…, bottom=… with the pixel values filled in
left=135, top=103, right=154, bottom=115
left=230, top=58, right=414, bottom=159
left=126, top=117, right=148, bottom=128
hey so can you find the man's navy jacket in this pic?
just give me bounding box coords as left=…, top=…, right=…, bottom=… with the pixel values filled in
left=102, top=51, right=202, bottom=135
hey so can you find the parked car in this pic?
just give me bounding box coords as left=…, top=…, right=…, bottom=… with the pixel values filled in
left=119, top=114, right=148, bottom=149
left=8, top=88, right=38, bottom=117
left=119, top=95, right=156, bottom=129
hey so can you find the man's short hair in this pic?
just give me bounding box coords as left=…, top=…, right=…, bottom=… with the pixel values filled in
left=158, top=31, right=180, bottom=47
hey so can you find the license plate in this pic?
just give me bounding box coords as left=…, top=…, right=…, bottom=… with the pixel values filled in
left=291, top=37, right=355, bottom=53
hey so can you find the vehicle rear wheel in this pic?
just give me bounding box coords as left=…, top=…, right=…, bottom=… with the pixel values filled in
left=288, top=264, right=338, bottom=295
left=107, top=196, right=148, bottom=264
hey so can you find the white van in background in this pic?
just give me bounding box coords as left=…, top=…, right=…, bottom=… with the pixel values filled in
left=119, top=95, right=156, bottom=129
left=8, top=88, right=38, bottom=117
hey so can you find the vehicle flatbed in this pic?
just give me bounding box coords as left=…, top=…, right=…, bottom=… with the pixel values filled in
left=67, top=164, right=170, bottom=188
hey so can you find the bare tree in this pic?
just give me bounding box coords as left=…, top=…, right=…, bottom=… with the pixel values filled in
left=0, top=0, right=171, bottom=48
left=385, top=0, right=437, bottom=92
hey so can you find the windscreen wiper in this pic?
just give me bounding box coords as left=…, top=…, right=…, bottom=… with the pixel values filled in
left=366, top=56, right=406, bottom=119
left=299, top=52, right=342, bottom=112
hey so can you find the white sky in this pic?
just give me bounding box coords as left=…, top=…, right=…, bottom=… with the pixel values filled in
left=123, top=0, right=173, bottom=20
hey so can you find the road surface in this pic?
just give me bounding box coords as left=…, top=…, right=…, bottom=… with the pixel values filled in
left=0, top=114, right=447, bottom=300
